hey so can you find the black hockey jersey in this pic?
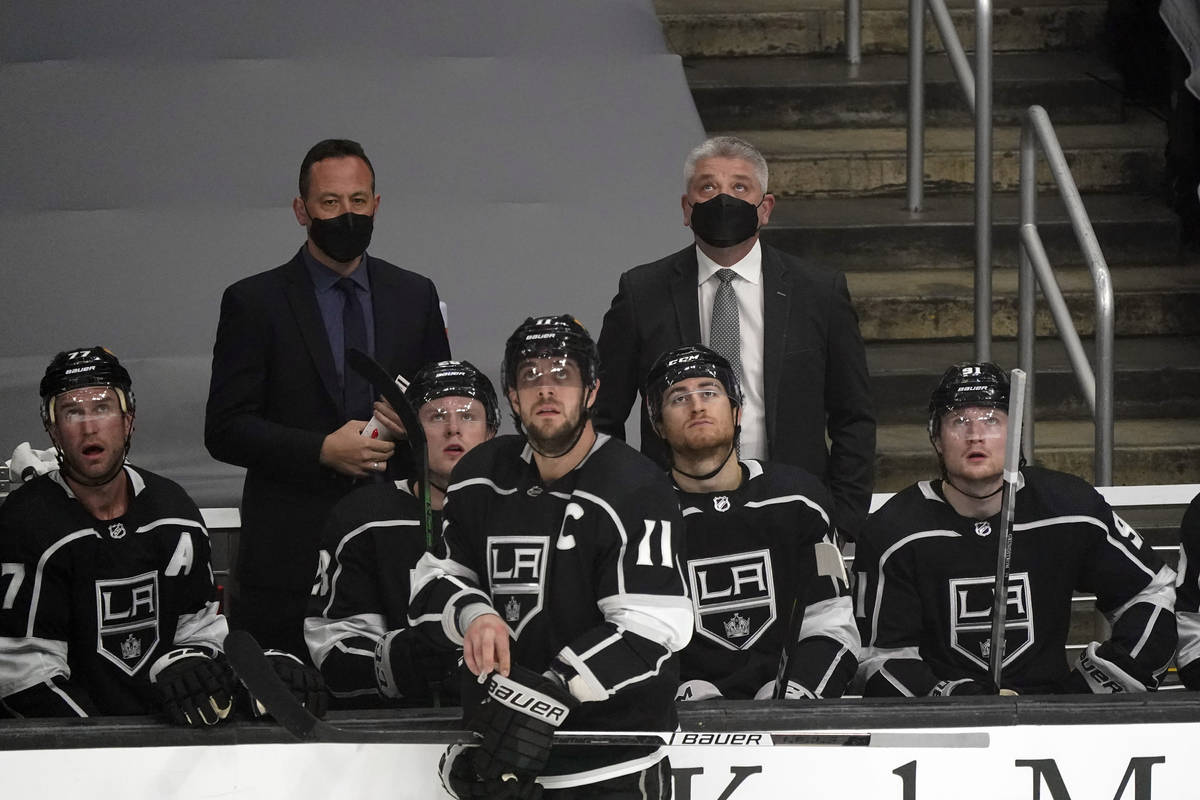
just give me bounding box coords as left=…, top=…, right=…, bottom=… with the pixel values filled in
left=305, top=479, right=453, bottom=704
left=411, top=433, right=692, bottom=789
left=854, top=468, right=1176, bottom=695
left=0, top=467, right=226, bottom=717
left=1173, top=492, right=1200, bottom=688
left=676, top=460, right=858, bottom=699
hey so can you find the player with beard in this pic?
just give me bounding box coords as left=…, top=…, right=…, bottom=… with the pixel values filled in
left=854, top=363, right=1176, bottom=696
left=305, top=360, right=499, bottom=706
left=646, top=345, right=858, bottom=701
left=410, top=316, right=691, bottom=799
left=0, top=348, right=235, bottom=725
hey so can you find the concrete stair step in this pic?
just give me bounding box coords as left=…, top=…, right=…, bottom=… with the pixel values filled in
left=760, top=192, right=1189, bottom=270
left=846, top=265, right=1200, bottom=341
left=655, top=0, right=1107, bottom=57
left=874, top=418, right=1200, bottom=490
left=686, top=52, right=1126, bottom=128
left=718, top=121, right=1166, bottom=196
left=866, top=337, right=1200, bottom=423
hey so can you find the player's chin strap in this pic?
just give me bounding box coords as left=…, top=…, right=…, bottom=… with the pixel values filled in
left=524, top=385, right=595, bottom=460
left=672, top=439, right=737, bottom=482
left=942, top=475, right=1004, bottom=501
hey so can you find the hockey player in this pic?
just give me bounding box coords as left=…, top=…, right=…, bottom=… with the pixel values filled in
left=645, top=345, right=858, bottom=701
left=305, top=360, right=499, bottom=706
left=855, top=363, right=1177, bottom=696
left=0, top=348, right=235, bottom=725
left=1173, top=492, right=1200, bottom=688
left=411, top=316, right=691, bottom=799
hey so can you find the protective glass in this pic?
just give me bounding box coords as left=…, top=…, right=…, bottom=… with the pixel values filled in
left=941, top=408, right=1006, bottom=439
left=664, top=386, right=730, bottom=410
left=52, top=387, right=125, bottom=425
left=419, top=399, right=488, bottom=429
left=515, top=357, right=582, bottom=389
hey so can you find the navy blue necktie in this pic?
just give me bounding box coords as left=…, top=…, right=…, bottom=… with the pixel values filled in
left=336, top=278, right=372, bottom=420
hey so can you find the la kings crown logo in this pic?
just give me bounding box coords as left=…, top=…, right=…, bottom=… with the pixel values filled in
left=94, top=570, right=160, bottom=675
left=688, top=549, right=776, bottom=650
left=949, top=572, right=1034, bottom=669
left=487, top=535, right=550, bottom=637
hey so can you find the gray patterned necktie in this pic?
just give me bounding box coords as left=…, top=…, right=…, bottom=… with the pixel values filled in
left=710, top=268, right=743, bottom=383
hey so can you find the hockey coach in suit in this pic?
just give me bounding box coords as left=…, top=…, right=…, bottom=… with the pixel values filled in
left=206, top=139, right=450, bottom=658
left=594, top=135, right=876, bottom=540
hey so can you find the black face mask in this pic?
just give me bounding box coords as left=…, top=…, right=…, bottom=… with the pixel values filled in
left=307, top=211, right=374, bottom=263
left=688, top=193, right=763, bottom=248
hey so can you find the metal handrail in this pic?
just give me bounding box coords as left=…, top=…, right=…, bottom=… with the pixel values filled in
left=906, top=0, right=994, bottom=361
left=846, top=0, right=861, bottom=64
left=1017, top=105, right=1115, bottom=486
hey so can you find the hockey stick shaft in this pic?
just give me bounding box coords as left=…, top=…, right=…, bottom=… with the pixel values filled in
left=772, top=540, right=848, bottom=699
left=225, top=632, right=987, bottom=748
left=988, top=368, right=1028, bottom=689
left=346, top=348, right=434, bottom=549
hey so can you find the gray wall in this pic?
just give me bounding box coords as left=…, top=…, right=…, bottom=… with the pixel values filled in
left=0, top=0, right=705, bottom=505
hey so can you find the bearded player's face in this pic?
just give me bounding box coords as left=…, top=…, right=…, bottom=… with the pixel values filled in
left=508, top=357, right=593, bottom=454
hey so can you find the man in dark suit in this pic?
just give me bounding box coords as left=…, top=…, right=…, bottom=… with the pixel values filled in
left=594, top=136, right=875, bottom=540
left=205, top=139, right=450, bottom=657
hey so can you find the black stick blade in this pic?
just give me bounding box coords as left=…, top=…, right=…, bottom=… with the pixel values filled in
left=224, top=630, right=328, bottom=741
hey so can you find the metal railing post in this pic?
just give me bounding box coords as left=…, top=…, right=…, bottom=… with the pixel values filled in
left=906, top=0, right=925, bottom=211
left=1017, top=106, right=1115, bottom=485
left=1018, top=118, right=1037, bottom=459
left=974, top=0, right=993, bottom=362
left=846, top=0, right=862, bottom=64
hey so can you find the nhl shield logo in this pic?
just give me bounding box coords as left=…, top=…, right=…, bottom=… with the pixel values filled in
left=108, top=522, right=127, bottom=539
left=713, top=496, right=731, bottom=512
left=687, top=549, right=776, bottom=651
left=487, top=536, right=549, bottom=638
left=948, top=572, right=1034, bottom=670
left=974, top=521, right=991, bottom=537
left=94, top=570, right=160, bottom=676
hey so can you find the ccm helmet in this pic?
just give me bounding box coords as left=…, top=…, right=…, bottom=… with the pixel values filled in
left=406, top=360, right=500, bottom=432
left=40, top=347, right=135, bottom=426
left=927, top=362, right=1010, bottom=439
left=501, top=315, right=599, bottom=395
left=643, top=344, right=742, bottom=425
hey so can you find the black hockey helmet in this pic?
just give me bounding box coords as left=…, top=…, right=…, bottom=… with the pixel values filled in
left=927, top=362, right=1009, bottom=439
left=40, top=347, right=135, bottom=426
left=501, top=315, right=599, bottom=395
left=406, top=359, right=500, bottom=432
left=643, top=344, right=742, bottom=425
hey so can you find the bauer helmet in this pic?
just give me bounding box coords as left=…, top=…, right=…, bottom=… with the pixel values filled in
left=406, top=360, right=500, bottom=433
left=501, top=315, right=599, bottom=395
left=40, top=347, right=135, bottom=426
left=927, top=362, right=1010, bottom=439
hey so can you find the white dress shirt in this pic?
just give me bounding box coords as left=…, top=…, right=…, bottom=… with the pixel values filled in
left=696, top=240, right=767, bottom=461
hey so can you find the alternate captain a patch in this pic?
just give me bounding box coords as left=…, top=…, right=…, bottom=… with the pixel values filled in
left=687, top=549, right=776, bottom=650
left=94, top=571, right=160, bottom=676
left=949, top=572, right=1034, bottom=670
left=486, top=536, right=549, bottom=638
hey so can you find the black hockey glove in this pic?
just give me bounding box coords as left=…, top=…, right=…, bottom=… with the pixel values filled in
left=440, top=744, right=543, bottom=800
left=248, top=650, right=329, bottom=719
left=469, top=664, right=579, bottom=781
left=1060, top=642, right=1156, bottom=693
left=149, top=647, right=236, bottom=727
left=374, top=627, right=459, bottom=700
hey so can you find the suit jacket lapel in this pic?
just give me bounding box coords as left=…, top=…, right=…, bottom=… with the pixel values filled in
left=761, top=245, right=792, bottom=445
left=283, top=251, right=342, bottom=410
left=670, top=247, right=702, bottom=341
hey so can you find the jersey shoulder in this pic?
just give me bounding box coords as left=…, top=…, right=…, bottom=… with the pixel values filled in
left=744, top=460, right=834, bottom=516
left=1018, top=467, right=1108, bottom=517
left=323, top=482, right=423, bottom=547
left=448, top=434, right=527, bottom=486
left=581, top=435, right=675, bottom=497
left=859, top=481, right=948, bottom=549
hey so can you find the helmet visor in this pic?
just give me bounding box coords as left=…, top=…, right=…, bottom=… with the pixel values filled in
left=938, top=408, right=1006, bottom=440
left=50, top=387, right=127, bottom=426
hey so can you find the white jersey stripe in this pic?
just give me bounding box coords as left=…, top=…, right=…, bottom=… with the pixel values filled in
left=744, top=494, right=831, bottom=527
left=324, top=519, right=420, bottom=617
left=27, top=528, right=100, bottom=637
left=869, top=530, right=961, bottom=647
left=572, top=489, right=631, bottom=596
left=136, top=517, right=209, bottom=539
